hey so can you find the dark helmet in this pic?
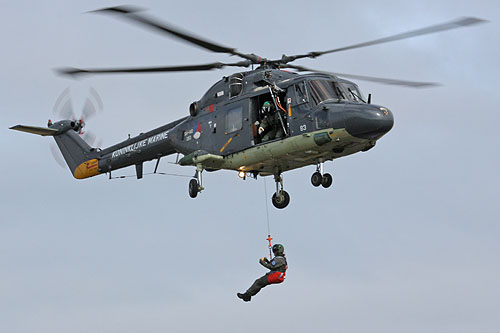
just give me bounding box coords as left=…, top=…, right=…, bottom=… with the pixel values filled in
left=262, top=101, right=272, bottom=113
left=272, top=244, right=284, bottom=256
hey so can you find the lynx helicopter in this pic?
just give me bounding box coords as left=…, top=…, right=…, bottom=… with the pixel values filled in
left=10, top=6, right=487, bottom=209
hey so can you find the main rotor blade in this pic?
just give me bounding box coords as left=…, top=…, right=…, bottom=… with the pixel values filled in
left=90, top=6, right=262, bottom=63
left=56, top=61, right=251, bottom=77
left=282, top=17, right=488, bottom=63
left=285, top=64, right=439, bottom=88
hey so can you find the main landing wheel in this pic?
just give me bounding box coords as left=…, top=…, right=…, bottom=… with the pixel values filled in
left=321, top=173, right=333, bottom=188
left=311, top=172, right=322, bottom=187
left=272, top=191, right=290, bottom=209
left=188, top=179, right=199, bottom=198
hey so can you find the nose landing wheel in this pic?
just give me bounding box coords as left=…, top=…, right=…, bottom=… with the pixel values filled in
left=311, top=162, right=334, bottom=188
left=272, top=191, right=290, bottom=209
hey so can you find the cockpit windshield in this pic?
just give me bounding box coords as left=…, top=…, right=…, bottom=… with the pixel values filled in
left=308, top=80, right=349, bottom=105
left=341, top=82, right=366, bottom=103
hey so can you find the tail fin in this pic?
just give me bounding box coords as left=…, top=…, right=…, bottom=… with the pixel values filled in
left=10, top=120, right=101, bottom=179
left=53, top=129, right=99, bottom=177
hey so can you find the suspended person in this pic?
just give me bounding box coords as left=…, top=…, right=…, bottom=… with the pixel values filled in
left=258, top=101, right=284, bottom=142
left=237, top=244, right=287, bottom=302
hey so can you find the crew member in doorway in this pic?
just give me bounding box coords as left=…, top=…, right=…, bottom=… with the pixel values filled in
left=258, top=101, right=284, bottom=142
left=237, top=244, right=287, bottom=302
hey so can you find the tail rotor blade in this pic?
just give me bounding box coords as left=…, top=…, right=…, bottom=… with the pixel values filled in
left=53, top=87, right=76, bottom=120
left=81, top=98, right=97, bottom=121
left=50, top=143, right=66, bottom=168
left=81, top=131, right=97, bottom=146
left=89, top=87, right=104, bottom=110
left=80, top=87, right=103, bottom=121
left=95, top=138, right=104, bottom=148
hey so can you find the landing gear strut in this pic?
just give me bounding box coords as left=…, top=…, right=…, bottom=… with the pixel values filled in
left=311, top=162, right=333, bottom=188
left=188, top=164, right=204, bottom=198
left=271, top=173, right=290, bottom=209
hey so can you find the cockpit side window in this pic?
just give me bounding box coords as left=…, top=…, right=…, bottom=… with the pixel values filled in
left=293, top=81, right=309, bottom=105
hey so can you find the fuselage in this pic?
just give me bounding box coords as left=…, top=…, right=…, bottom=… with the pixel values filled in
left=71, top=68, right=394, bottom=179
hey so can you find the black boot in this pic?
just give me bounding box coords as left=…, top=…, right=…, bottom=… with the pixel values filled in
left=237, top=292, right=251, bottom=302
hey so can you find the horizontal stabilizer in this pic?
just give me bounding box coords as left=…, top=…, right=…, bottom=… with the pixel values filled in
left=9, top=125, right=59, bottom=136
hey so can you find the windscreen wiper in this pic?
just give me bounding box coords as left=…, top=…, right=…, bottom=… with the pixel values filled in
left=348, top=88, right=366, bottom=103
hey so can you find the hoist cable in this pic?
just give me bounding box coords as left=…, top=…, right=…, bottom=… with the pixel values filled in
left=263, top=177, right=271, bottom=236
left=263, top=177, right=273, bottom=259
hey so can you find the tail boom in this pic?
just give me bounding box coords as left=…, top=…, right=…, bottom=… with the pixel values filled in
left=10, top=117, right=188, bottom=180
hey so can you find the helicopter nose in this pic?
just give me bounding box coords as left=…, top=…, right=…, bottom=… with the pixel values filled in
left=344, top=106, right=394, bottom=140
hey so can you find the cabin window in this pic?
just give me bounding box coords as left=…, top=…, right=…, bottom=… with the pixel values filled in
left=225, top=106, right=243, bottom=133
left=308, top=80, right=347, bottom=105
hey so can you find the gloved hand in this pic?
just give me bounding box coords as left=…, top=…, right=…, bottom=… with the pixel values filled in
left=254, top=121, right=260, bottom=126
left=258, top=126, right=265, bottom=135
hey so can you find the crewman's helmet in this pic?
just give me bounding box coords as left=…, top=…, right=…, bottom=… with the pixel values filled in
left=272, top=244, right=284, bottom=256
left=262, top=101, right=272, bottom=113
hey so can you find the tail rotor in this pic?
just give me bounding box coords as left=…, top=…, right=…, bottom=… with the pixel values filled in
left=50, top=87, right=104, bottom=168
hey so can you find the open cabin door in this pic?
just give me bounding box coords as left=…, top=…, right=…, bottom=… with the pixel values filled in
left=249, top=89, right=291, bottom=144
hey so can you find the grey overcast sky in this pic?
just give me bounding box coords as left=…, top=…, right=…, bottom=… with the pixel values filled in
left=1, top=1, right=499, bottom=332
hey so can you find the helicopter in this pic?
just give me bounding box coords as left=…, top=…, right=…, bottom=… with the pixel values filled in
left=9, top=6, right=487, bottom=209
